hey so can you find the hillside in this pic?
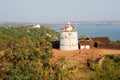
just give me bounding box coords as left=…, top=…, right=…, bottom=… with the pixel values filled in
left=0, top=26, right=120, bottom=80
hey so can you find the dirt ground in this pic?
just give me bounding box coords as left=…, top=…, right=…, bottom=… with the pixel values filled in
left=51, top=48, right=120, bottom=62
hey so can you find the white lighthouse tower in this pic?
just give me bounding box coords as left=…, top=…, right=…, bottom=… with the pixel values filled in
left=60, top=22, right=78, bottom=50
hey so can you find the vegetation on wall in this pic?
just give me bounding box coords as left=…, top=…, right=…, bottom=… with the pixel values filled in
left=111, top=40, right=120, bottom=45
left=78, top=34, right=87, bottom=40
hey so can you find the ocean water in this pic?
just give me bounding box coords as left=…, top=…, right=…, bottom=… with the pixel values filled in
left=50, top=24, right=120, bottom=40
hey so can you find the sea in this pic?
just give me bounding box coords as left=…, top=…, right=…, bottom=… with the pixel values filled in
left=50, top=24, right=120, bottom=40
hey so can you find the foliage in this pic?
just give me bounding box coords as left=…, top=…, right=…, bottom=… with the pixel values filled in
left=92, top=55, right=120, bottom=80
left=0, top=26, right=59, bottom=80
left=0, top=26, right=120, bottom=80
left=111, top=40, right=120, bottom=45
left=79, top=34, right=87, bottom=40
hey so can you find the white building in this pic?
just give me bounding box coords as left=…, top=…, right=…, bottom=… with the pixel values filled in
left=33, top=24, right=41, bottom=28
left=60, top=23, right=78, bottom=50
left=78, top=40, right=91, bottom=50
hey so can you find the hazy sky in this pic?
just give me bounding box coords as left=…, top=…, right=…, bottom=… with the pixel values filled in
left=0, top=0, right=120, bottom=23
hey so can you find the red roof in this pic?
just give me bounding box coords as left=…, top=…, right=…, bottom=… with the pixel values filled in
left=78, top=40, right=91, bottom=45
left=61, top=24, right=75, bottom=31
left=90, top=37, right=110, bottom=44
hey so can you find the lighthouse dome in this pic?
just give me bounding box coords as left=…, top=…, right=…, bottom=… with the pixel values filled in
left=61, top=22, right=76, bottom=31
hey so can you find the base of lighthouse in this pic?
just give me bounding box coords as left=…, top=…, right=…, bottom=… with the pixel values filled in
left=60, top=45, right=78, bottom=50
left=60, top=31, right=78, bottom=50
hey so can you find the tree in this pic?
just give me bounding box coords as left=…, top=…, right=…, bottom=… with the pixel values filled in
left=79, top=34, right=87, bottom=40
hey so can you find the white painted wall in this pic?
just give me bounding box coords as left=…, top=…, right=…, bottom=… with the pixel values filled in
left=80, top=46, right=85, bottom=50
left=80, top=45, right=90, bottom=50
left=60, top=31, right=78, bottom=50
left=85, top=45, right=90, bottom=49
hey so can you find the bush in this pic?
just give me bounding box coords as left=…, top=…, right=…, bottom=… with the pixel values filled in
left=93, top=55, right=120, bottom=80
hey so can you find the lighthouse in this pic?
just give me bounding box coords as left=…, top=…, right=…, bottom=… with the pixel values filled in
left=60, top=22, right=78, bottom=50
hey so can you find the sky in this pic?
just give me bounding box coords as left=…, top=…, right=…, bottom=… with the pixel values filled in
left=0, top=0, right=120, bottom=23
